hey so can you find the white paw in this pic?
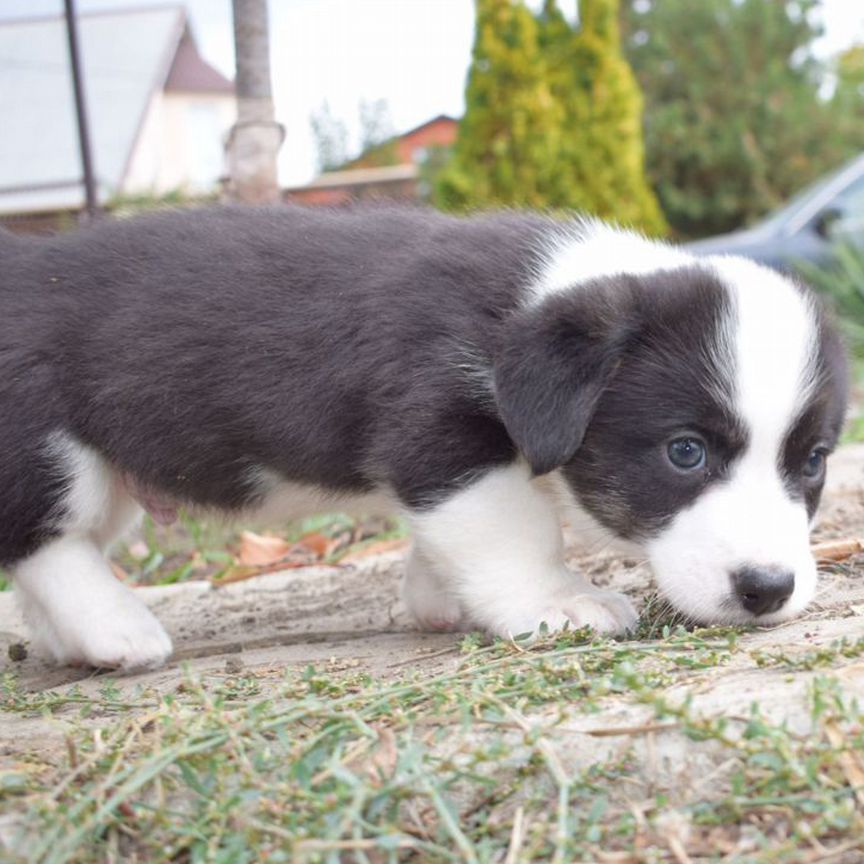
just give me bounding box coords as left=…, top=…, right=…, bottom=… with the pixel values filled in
left=39, top=598, right=173, bottom=671
left=402, top=553, right=464, bottom=632
left=12, top=535, right=174, bottom=671
left=403, top=587, right=463, bottom=632
left=494, top=589, right=638, bottom=640
left=557, top=588, right=639, bottom=635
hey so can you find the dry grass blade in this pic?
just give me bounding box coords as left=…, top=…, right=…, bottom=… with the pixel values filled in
left=584, top=721, right=679, bottom=738
left=503, top=807, right=525, bottom=864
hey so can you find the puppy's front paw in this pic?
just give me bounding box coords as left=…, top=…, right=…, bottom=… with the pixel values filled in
left=79, top=614, right=173, bottom=671
left=556, top=588, right=638, bottom=635
left=41, top=599, right=173, bottom=671
left=402, top=553, right=464, bottom=632
left=494, top=588, right=638, bottom=640
left=405, top=591, right=463, bottom=632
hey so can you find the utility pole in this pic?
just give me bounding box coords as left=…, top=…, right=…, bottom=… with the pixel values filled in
left=226, top=0, right=284, bottom=204
left=64, top=0, right=99, bottom=222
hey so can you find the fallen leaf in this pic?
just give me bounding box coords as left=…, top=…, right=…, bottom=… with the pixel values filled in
left=824, top=721, right=864, bottom=808
left=110, top=562, right=131, bottom=582
left=811, top=538, right=864, bottom=563
left=293, top=531, right=339, bottom=558
left=363, top=726, right=398, bottom=784
left=238, top=530, right=292, bottom=566
left=336, top=537, right=410, bottom=563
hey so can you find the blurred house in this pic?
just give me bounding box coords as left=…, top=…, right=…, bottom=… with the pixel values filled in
left=0, top=6, right=235, bottom=232
left=284, top=114, right=458, bottom=207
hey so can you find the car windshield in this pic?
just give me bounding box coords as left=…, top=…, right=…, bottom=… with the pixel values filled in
left=759, top=154, right=864, bottom=235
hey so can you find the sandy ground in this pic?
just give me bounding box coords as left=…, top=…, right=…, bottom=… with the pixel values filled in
left=2, top=444, right=864, bottom=763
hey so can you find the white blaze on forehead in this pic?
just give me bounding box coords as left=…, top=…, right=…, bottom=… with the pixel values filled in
left=530, top=219, right=694, bottom=302
left=710, top=255, right=818, bottom=453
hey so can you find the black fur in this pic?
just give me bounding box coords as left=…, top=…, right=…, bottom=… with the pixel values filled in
left=1, top=206, right=549, bottom=563
left=563, top=268, right=750, bottom=540
left=781, top=306, right=849, bottom=519
left=493, top=279, right=636, bottom=476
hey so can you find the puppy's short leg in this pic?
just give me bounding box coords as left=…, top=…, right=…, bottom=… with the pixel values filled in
left=12, top=534, right=172, bottom=669
left=409, top=462, right=637, bottom=639
left=402, top=543, right=464, bottom=631
left=9, top=434, right=172, bottom=670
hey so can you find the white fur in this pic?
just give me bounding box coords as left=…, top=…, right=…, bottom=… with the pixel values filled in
left=406, top=461, right=638, bottom=638
left=13, top=535, right=172, bottom=669
left=12, top=433, right=171, bottom=669
left=402, top=543, right=464, bottom=631
left=45, top=431, right=140, bottom=544
left=647, top=256, right=820, bottom=623
left=529, top=219, right=694, bottom=302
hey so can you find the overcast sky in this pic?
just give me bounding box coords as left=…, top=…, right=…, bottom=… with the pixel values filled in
left=3, top=0, right=863, bottom=186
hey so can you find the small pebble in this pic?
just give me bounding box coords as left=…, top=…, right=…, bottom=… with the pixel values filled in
left=8, top=643, right=28, bottom=662
left=225, top=657, right=244, bottom=674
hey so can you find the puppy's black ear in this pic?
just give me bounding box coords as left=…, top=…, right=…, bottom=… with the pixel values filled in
left=494, top=289, right=633, bottom=476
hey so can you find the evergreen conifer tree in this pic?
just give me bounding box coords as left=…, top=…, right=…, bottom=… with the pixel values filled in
left=539, top=0, right=666, bottom=232
left=436, top=0, right=562, bottom=209
left=438, top=0, right=664, bottom=234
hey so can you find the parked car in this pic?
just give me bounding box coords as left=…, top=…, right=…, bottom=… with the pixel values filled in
left=685, top=154, right=864, bottom=270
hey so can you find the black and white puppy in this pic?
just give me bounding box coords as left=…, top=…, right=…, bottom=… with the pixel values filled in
left=0, top=206, right=847, bottom=669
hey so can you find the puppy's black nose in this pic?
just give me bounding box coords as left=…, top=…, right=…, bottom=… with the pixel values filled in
left=732, top=567, right=795, bottom=616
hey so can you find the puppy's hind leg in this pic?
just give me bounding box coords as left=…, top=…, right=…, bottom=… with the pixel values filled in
left=11, top=435, right=172, bottom=670
left=13, top=535, right=173, bottom=669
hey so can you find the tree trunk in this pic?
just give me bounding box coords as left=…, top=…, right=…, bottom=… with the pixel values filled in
left=225, top=0, right=283, bottom=204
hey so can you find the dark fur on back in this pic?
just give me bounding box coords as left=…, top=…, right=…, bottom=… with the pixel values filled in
left=0, top=206, right=555, bottom=562
left=0, top=206, right=849, bottom=580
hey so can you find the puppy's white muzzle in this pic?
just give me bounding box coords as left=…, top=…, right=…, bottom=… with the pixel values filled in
left=646, top=467, right=817, bottom=624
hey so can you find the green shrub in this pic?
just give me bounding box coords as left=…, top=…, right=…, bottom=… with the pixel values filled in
left=798, top=244, right=864, bottom=356
left=798, top=244, right=864, bottom=442
left=622, top=0, right=863, bottom=239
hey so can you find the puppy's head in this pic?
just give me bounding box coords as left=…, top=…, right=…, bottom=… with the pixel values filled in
left=494, top=226, right=848, bottom=625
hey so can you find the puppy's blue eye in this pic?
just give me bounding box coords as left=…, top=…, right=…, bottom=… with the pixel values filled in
left=803, top=449, right=826, bottom=479
left=667, top=437, right=706, bottom=470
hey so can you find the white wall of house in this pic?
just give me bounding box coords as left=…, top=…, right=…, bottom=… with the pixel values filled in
left=124, top=91, right=235, bottom=197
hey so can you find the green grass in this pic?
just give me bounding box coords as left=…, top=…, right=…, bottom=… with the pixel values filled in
left=3, top=628, right=864, bottom=863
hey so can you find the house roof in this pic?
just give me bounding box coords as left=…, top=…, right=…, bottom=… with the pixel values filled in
left=398, top=114, right=458, bottom=139
left=165, top=30, right=233, bottom=93
left=285, top=164, right=419, bottom=192
left=0, top=5, right=230, bottom=215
